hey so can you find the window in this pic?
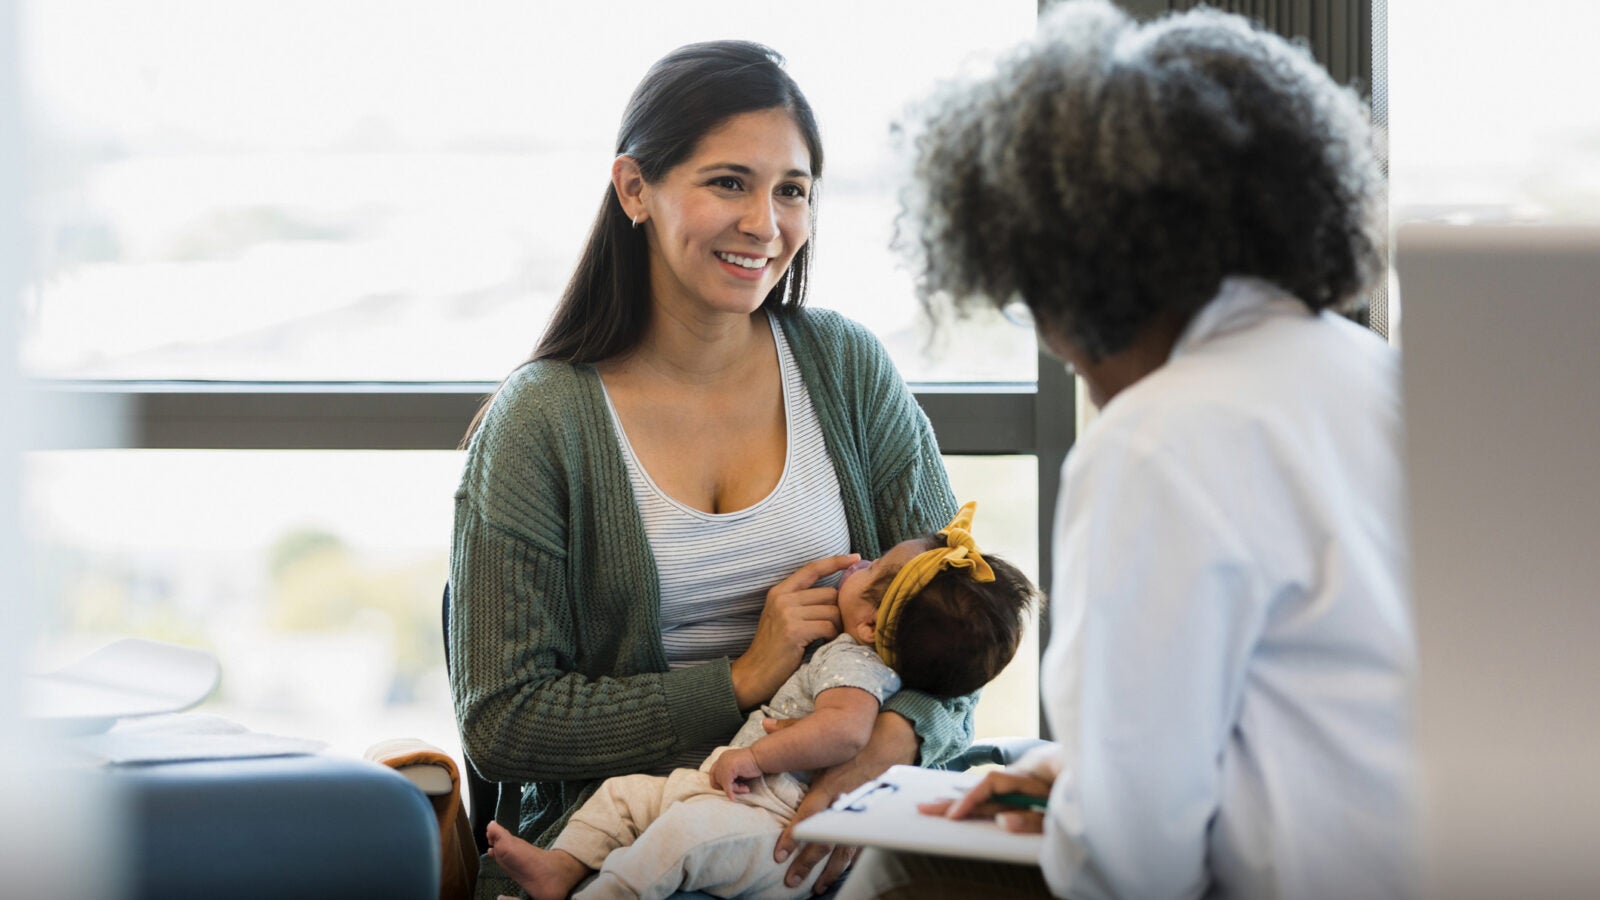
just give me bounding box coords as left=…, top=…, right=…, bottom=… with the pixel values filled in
left=22, top=0, right=1037, bottom=382
left=27, top=451, right=460, bottom=756
left=27, top=452, right=1039, bottom=759
left=20, top=2, right=1064, bottom=771
left=1388, top=0, right=1600, bottom=223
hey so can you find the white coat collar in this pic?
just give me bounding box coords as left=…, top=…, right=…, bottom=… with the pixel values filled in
left=1170, top=276, right=1311, bottom=360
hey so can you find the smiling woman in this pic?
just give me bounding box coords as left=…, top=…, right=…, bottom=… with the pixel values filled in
left=494, top=42, right=825, bottom=378
left=449, top=39, right=970, bottom=900
left=614, top=107, right=815, bottom=331
left=601, top=108, right=819, bottom=518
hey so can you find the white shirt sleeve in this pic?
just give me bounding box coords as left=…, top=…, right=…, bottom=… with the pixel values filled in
left=1040, top=431, right=1266, bottom=900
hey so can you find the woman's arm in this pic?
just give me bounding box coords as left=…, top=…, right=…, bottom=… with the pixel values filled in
left=770, top=710, right=921, bottom=890
left=455, top=523, right=856, bottom=783
left=450, top=367, right=752, bottom=785
left=880, top=689, right=975, bottom=766
left=451, top=500, right=746, bottom=784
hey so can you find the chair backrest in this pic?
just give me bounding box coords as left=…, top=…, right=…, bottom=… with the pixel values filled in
left=441, top=583, right=508, bottom=856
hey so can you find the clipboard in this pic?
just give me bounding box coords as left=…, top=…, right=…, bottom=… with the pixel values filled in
left=791, top=765, right=1043, bottom=865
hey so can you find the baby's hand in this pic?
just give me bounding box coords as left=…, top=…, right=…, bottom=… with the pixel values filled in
left=710, top=747, right=765, bottom=801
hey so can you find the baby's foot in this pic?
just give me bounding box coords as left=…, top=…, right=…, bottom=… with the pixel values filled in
left=486, top=821, right=591, bottom=900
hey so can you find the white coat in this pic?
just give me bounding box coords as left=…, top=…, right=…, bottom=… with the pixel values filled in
left=1031, top=277, right=1418, bottom=900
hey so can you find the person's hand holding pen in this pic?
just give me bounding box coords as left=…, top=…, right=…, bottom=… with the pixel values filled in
left=915, top=769, right=1054, bottom=834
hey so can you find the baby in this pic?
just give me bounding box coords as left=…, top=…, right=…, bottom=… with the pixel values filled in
left=486, top=502, right=1036, bottom=900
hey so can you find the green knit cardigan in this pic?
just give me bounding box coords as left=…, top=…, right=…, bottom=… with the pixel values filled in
left=449, top=308, right=968, bottom=848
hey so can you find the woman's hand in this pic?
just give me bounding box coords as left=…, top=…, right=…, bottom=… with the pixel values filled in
left=918, top=769, right=1054, bottom=834
left=731, top=553, right=858, bottom=711
left=773, top=711, right=919, bottom=894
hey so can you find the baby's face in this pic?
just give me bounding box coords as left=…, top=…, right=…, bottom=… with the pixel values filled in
left=837, top=536, right=936, bottom=643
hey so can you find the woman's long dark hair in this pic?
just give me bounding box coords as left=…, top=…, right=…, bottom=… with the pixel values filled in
left=463, top=41, right=824, bottom=445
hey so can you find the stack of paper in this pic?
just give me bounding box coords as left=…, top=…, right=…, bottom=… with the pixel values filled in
left=72, top=714, right=327, bottom=766
left=25, top=638, right=221, bottom=735
left=26, top=638, right=325, bottom=766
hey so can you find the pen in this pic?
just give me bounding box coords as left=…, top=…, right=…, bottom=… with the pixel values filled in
left=991, top=791, right=1048, bottom=810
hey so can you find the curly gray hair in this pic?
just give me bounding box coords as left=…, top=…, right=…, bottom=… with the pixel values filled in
left=899, top=0, right=1386, bottom=361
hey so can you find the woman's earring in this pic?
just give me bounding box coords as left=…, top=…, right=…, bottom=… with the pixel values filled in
left=632, top=214, right=642, bottom=229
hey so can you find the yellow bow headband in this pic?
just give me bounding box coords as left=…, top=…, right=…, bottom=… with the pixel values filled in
left=874, top=501, right=995, bottom=668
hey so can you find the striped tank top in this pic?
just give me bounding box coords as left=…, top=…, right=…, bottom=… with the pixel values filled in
left=601, top=314, right=852, bottom=770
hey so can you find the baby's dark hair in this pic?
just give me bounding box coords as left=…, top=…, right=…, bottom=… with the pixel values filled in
left=879, top=538, right=1038, bottom=699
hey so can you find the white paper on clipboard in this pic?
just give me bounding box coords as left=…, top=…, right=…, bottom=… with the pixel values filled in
left=791, top=764, right=1043, bottom=865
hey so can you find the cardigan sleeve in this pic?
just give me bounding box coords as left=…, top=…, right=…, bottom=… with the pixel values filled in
left=449, top=368, right=745, bottom=785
